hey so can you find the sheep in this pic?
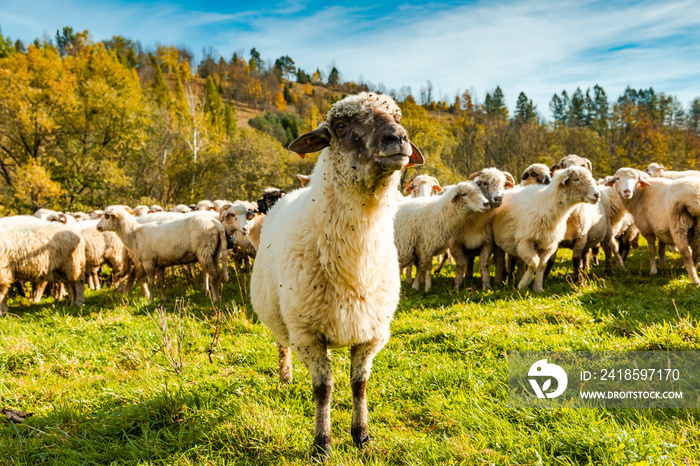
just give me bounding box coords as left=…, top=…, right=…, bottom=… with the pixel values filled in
left=489, top=166, right=600, bottom=292
left=73, top=221, right=131, bottom=291
left=133, top=205, right=150, bottom=217
left=605, top=168, right=700, bottom=283
left=97, top=206, right=228, bottom=302
left=196, top=200, right=215, bottom=211
left=213, top=199, right=231, bottom=212
left=0, top=215, right=48, bottom=230
left=34, top=208, right=58, bottom=221
left=403, top=174, right=443, bottom=197
left=172, top=204, right=192, bottom=213
left=219, top=202, right=259, bottom=272
left=0, top=223, right=85, bottom=315
left=250, top=92, right=424, bottom=459
left=256, top=187, right=286, bottom=214
left=543, top=154, right=616, bottom=282
left=445, top=168, right=515, bottom=290
left=72, top=212, right=90, bottom=221
left=150, top=205, right=164, bottom=213
left=520, top=163, right=551, bottom=186
left=395, top=181, right=490, bottom=292
left=89, top=210, right=104, bottom=220
left=645, top=162, right=700, bottom=179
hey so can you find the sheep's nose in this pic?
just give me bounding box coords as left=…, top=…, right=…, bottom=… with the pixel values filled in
left=593, top=192, right=600, bottom=201
left=623, top=189, right=631, bottom=196
left=543, top=176, right=551, bottom=185
left=483, top=201, right=490, bottom=209
left=382, top=133, right=403, bottom=146
left=493, top=196, right=503, bottom=205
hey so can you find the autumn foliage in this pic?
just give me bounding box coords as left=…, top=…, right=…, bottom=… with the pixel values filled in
left=0, top=27, right=699, bottom=214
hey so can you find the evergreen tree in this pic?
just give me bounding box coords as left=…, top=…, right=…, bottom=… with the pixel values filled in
left=568, top=87, right=585, bottom=127
left=204, top=75, right=224, bottom=128
left=486, top=86, right=508, bottom=119
left=550, top=93, right=566, bottom=124
left=249, top=48, right=263, bottom=72
left=328, top=66, right=340, bottom=88
left=514, top=92, right=537, bottom=124
left=151, top=65, right=171, bottom=108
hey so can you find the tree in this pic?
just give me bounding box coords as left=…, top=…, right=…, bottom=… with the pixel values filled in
left=514, top=92, right=537, bottom=124
left=204, top=76, right=224, bottom=129
left=485, top=86, right=508, bottom=119
left=274, top=55, right=296, bottom=81
left=550, top=94, right=566, bottom=124
left=327, top=66, right=340, bottom=88
left=55, top=26, right=89, bottom=57
left=568, top=87, right=586, bottom=127
left=249, top=47, right=263, bottom=72
left=151, top=65, right=171, bottom=108
left=0, top=30, right=16, bottom=58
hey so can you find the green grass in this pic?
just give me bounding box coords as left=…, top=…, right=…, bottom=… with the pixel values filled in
left=1, top=244, right=699, bottom=465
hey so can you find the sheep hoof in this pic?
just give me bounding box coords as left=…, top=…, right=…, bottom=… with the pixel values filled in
left=312, top=443, right=331, bottom=462
left=352, top=428, right=371, bottom=448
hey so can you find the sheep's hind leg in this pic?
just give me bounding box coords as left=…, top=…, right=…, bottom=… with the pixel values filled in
left=277, top=343, right=293, bottom=383
left=350, top=338, right=385, bottom=448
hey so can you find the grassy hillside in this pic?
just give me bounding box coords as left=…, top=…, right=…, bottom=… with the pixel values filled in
left=1, top=243, right=699, bottom=465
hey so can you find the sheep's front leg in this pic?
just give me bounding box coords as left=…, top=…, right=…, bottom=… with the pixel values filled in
left=571, top=236, right=588, bottom=282
left=411, top=263, right=423, bottom=291
left=671, top=216, right=700, bottom=285
left=293, top=335, right=334, bottom=460
left=658, top=241, right=667, bottom=268
left=350, top=338, right=385, bottom=448
left=479, top=244, right=492, bottom=289
left=611, top=238, right=625, bottom=269
left=644, top=234, right=658, bottom=275
left=403, top=265, right=413, bottom=284
left=31, top=281, right=48, bottom=303
left=0, top=285, right=10, bottom=316
left=515, top=242, right=539, bottom=291
left=157, top=267, right=166, bottom=301
left=533, top=246, right=559, bottom=292
left=451, top=246, right=468, bottom=290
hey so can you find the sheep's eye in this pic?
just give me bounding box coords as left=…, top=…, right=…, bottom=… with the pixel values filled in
left=246, top=212, right=255, bottom=220
left=574, top=178, right=580, bottom=182
left=476, top=181, right=481, bottom=186
left=104, top=213, right=110, bottom=219
left=337, top=123, right=346, bottom=129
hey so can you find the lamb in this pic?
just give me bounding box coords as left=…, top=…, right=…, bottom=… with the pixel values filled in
left=250, top=92, right=424, bottom=459
left=520, top=163, right=551, bottom=186
left=0, top=215, right=48, bottom=230
left=445, top=168, right=515, bottom=289
left=213, top=199, right=230, bottom=212
left=0, top=223, right=85, bottom=315
left=645, top=162, right=700, bottom=179
left=73, top=221, right=131, bottom=291
left=489, top=166, right=600, bottom=292
left=150, top=205, right=164, bottom=213
left=605, top=168, right=700, bottom=283
left=396, top=181, right=490, bottom=291
left=403, top=174, right=443, bottom=197
left=97, top=206, right=228, bottom=302
left=220, top=202, right=259, bottom=272
left=34, top=208, right=58, bottom=221
left=133, top=205, right=150, bottom=217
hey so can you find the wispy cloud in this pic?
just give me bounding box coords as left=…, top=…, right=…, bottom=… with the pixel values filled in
left=2, top=0, right=699, bottom=117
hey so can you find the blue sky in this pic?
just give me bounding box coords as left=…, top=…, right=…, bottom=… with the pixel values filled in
left=2, top=0, right=699, bottom=118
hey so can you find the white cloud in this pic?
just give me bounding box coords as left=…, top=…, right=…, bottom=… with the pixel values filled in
left=2, top=0, right=699, bottom=117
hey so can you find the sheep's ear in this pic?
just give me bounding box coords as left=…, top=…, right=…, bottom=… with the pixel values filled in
left=297, top=174, right=311, bottom=186
left=659, top=164, right=667, bottom=171
left=584, top=158, right=593, bottom=172
left=433, top=184, right=443, bottom=192
left=288, top=126, right=331, bottom=158
left=125, top=207, right=134, bottom=215
left=405, top=141, right=424, bottom=168
left=451, top=193, right=460, bottom=204
left=558, top=172, right=571, bottom=185
left=550, top=164, right=560, bottom=175
left=503, top=171, right=516, bottom=189
left=604, top=177, right=616, bottom=187
left=638, top=178, right=651, bottom=187
left=467, top=171, right=483, bottom=181
left=403, top=180, right=414, bottom=194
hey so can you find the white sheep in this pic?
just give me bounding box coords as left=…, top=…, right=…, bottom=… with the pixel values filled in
left=644, top=162, right=700, bottom=179
left=0, top=215, right=48, bottom=230
left=196, top=200, right=215, bottom=211
left=0, top=223, right=85, bottom=315
left=445, top=168, right=515, bottom=289
left=250, top=92, right=424, bottom=459
left=97, top=206, right=228, bottom=302
left=544, top=154, right=616, bottom=282
left=489, top=166, right=600, bottom=292
left=605, top=168, right=700, bottom=283
left=396, top=181, right=490, bottom=292
left=402, top=174, right=443, bottom=197
left=132, top=205, right=150, bottom=217
left=172, top=204, right=192, bottom=213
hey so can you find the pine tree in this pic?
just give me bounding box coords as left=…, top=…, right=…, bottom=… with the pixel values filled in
left=151, top=65, right=171, bottom=108
left=328, top=67, right=340, bottom=88
left=204, top=76, right=224, bottom=128
left=514, top=92, right=536, bottom=124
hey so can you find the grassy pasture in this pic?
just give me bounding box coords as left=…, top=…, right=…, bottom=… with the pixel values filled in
left=1, top=244, right=699, bottom=465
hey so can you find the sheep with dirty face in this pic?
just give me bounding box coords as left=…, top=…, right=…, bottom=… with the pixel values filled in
left=256, top=187, right=286, bottom=214
left=250, top=92, right=423, bottom=459
left=395, top=181, right=490, bottom=292
left=444, top=168, right=515, bottom=290
left=489, top=166, right=600, bottom=292
left=605, top=168, right=700, bottom=284
left=521, top=163, right=551, bottom=186
left=97, top=206, right=228, bottom=303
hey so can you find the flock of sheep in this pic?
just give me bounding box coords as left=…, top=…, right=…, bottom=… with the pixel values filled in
left=2, top=92, right=700, bottom=459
